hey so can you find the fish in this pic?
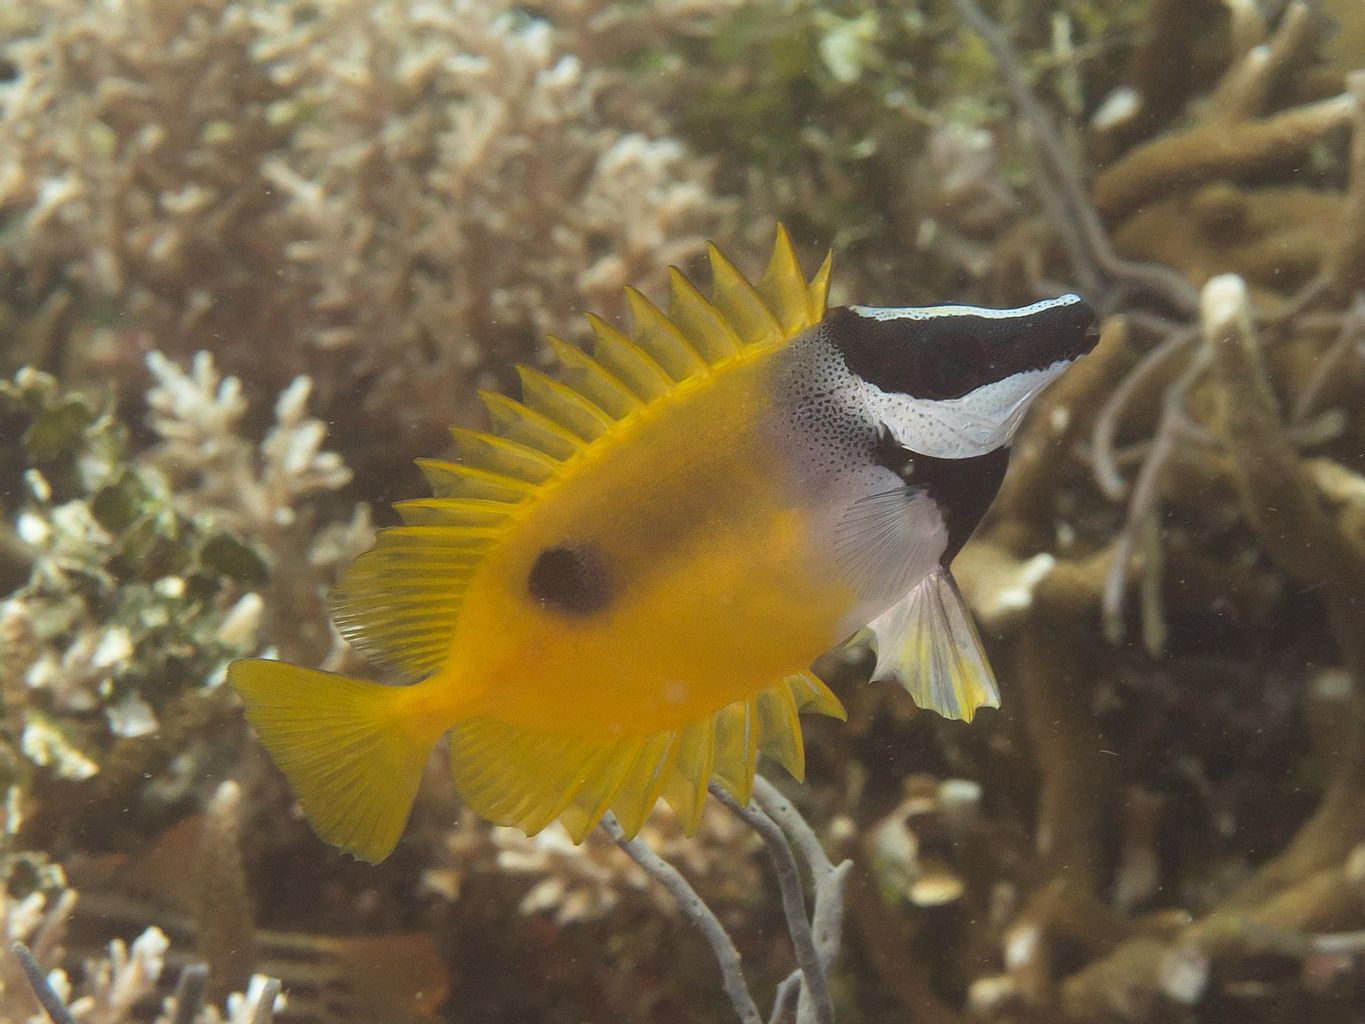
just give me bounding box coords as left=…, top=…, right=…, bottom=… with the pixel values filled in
left=228, top=228, right=1098, bottom=863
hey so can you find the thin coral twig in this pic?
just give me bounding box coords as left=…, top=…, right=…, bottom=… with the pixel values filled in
left=11, top=941, right=77, bottom=1024
left=1292, top=296, right=1365, bottom=425
left=1093, top=93, right=1355, bottom=224
left=950, top=0, right=1199, bottom=316
left=27, top=890, right=76, bottom=970
left=1102, top=342, right=1210, bottom=645
left=753, top=781, right=853, bottom=1024
left=1091, top=326, right=1198, bottom=500
left=951, top=0, right=1101, bottom=299
left=752, top=776, right=853, bottom=981
left=767, top=969, right=802, bottom=1024
left=711, top=785, right=835, bottom=1024
left=250, top=978, right=283, bottom=1024
left=1312, top=930, right=1365, bottom=955
left=600, top=813, right=763, bottom=1024
left=1206, top=2, right=1314, bottom=123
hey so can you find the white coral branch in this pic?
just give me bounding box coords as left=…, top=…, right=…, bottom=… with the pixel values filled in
left=143, top=351, right=351, bottom=539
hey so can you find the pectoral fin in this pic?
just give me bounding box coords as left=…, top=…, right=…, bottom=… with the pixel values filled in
left=866, top=567, right=1000, bottom=722
left=833, top=484, right=942, bottom=603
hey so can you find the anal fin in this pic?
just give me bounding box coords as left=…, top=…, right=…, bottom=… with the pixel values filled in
left=834, top=483, right=943, bottom=603
left=446, top=674, right=844, bottom=842
left=867, top=567, right=1000, bottom=722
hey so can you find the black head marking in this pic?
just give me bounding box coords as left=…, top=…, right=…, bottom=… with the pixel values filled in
left=826, top=297, right=1098, bottom=400
left=872, top=425, right=1009, bottom=562
left=528, top=545, right=612, bottom=615
left=872, top=422, right=913, bottom=476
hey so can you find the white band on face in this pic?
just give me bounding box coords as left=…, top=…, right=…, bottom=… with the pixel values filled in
left=861, top=360, right=1072, bottom=458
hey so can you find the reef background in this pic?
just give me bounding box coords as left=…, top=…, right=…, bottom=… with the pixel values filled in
left=3, top=0, right=1365, bottom=1021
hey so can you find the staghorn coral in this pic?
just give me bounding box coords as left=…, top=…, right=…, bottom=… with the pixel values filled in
left=6, top=0, right=1365, bottom=1021
left=821, top=2, right=1365, bottom=1022
left=0, top=356, right=357, bottom=845
left=422, top=800, right=763, bottom=926
left=0, top=0, right=739, bottom=478
left=13, top=935, right=286, bottom=1024
left=0, top=847, right=284, bottom=1024
left=0, top=854, right=77, bottom=1024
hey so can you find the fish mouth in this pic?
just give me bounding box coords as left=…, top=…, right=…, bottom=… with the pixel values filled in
left=1041, top=294, right=1099, bottom=364
left=1077, top=306, right=1102, bottom=357
left=981, top=294, right=1099, bottom=377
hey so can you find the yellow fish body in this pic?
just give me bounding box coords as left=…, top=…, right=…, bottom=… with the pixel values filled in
left=230, top=229, right=1096, bottom=862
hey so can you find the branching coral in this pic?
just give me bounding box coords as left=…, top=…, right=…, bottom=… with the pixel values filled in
left=141, top=350, right=367, bottom=667
left=12, top=935, right=285, bottom=1024
left=0, top=0, right=739, bottom=467
left=826, top=1, right=1365, bottom=1022
left=605, top=778, right=851, bottom=1024
left=0, top=847, right=284, bottom=1024
left=6, top=0, right=1365, bottom=1021
left=421, top=796, right=765, bottom=926
left=0, top=355, right=357, bottom=845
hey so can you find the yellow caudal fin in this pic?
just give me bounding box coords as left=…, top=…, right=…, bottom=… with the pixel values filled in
left=447, top=673, right=846, bottom=843
left=228, top=659, right=443, bottom=863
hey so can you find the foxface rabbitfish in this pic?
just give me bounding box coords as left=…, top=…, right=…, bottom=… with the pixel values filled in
left=230, top=228, right=1097, bottom=862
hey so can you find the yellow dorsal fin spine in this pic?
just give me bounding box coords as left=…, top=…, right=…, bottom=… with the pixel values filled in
left=662, top=718, right=716, bottom=833
left=667, top=266, right=742, bottom=363
left=516, top=365, right=615, bottom=440
left=560, top=741, right=645, bottom=842
left=392, top=497, right=516, bottom=529
left=479, top=390, right=585, bottom=460
left=756, top=224, right=813, bottom=335
left=449, top=427, right=561, bottom=484
left=416, top=458, right=535, bottom=503
left=755, top=683, right=806, bottom=781
left=606, top=732, right=676, bottom=836
left=706, top=242, right=784, bottom=346
left=625, top=286, right=709, bottom=381
left=585, top=313, right=674, bottom=402
left=544, top=335, right=643, bottom=420
left=785, top=671, right=847, bottom=720
left=807, top=249, right=833, bottom=323
left=511, top=737, right=592, bottom=837
left=711, top=701, right=760, bottom=806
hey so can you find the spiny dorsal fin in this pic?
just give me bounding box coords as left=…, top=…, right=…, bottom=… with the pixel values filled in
left=584, top=312, right=673, bottom=402
left=667, top=266, right=742, bottom=363
left=329, top=228, right=831, bottom=679
left=624, top=286, right=708, bottom=381
left=706, top=242, right=783, bottom=346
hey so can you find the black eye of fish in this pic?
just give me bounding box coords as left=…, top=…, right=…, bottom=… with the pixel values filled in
left=918, top=329, right=983, bottom=399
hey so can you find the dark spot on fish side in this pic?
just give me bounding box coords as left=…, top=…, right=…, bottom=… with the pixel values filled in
left=528, top=545, right=611, bottom=615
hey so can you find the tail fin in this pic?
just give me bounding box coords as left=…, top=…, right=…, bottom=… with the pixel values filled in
left=228, top=659, right=442, bottom=863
